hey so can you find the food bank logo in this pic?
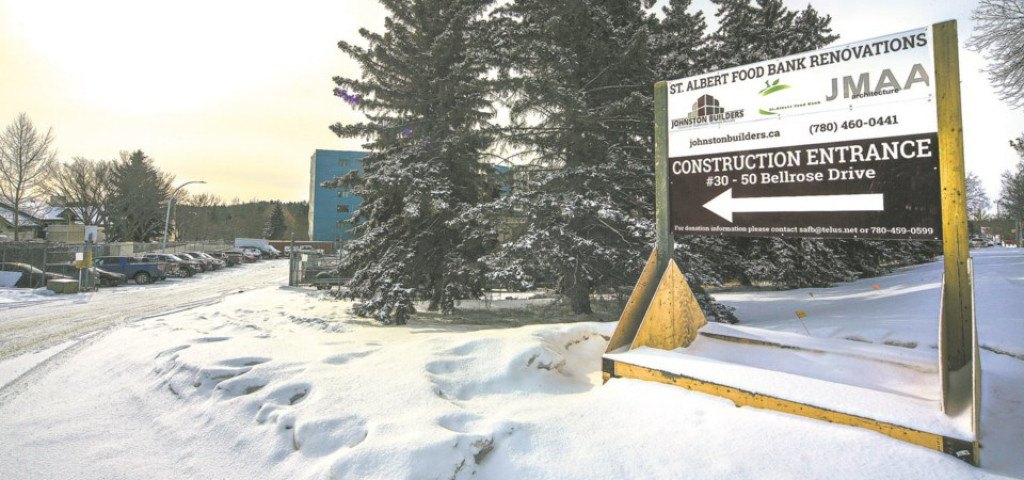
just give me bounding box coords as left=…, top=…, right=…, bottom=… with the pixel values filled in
left=672, top=94, right=744, bottom=129
left=758, top=78, right=791, bottom=115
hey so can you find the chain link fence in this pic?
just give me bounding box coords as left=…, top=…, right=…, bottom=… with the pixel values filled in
left=133, top=240, right=233, bottom=255
left=289, top=253, right=347, bottom=289
left=0, top=242, right=109, bottom=268
left=1, top=240, right=232, bottom=289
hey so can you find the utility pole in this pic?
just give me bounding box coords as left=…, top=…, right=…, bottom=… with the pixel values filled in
left=162, top=180, right=206, bottom=251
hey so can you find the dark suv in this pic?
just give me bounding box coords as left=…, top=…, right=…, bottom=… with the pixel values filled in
left=186, top=252, right=226, bottom=270
left=143, top=253, right=201, bottom=277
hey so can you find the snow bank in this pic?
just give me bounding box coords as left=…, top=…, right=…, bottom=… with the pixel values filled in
left=0, top=286, right=56, bottom=304
left=0, top=251, right=1021, bottom=479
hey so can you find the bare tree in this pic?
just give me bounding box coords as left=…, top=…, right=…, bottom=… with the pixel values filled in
left=47, top=157, right=114, bottom=226
left=183, top=192, right=223, bottom=208
left=0, top=113, right=57, bottom=240
left=969, top=0, right=1024, bottom=108
left=966, top=172, right=992, bottom=222
left=1001, top=134, right=1024, bottom=222
left=173, top=192, right=222, bottom=240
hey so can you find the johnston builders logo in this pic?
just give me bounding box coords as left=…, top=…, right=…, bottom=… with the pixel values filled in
left=671, top=94, right=744, bottom=129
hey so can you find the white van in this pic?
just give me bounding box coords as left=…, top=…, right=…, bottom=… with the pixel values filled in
left=234, top=238, right=281, bottom=257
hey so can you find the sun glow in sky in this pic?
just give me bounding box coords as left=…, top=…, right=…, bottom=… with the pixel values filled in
left=1, top=0, right=1021, bottom=203
left=0, top=0, right=384, bottom=201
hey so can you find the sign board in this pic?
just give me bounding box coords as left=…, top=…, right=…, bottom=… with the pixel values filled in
left=84, top=225, right=99, bottom=243
left=0, top=271, right=21, bottom=288
left=667, top=27, right=941, bottom=240
left=608, top=21, right=978, bottom=465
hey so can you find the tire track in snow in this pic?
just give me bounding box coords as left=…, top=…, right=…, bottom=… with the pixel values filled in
left=0, top=262, right=286, bottom=363
left=0, top=289, right=246, bottom=405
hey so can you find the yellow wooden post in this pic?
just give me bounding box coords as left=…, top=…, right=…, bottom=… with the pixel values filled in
left=654, top=81, right=672, bottom=271
left=933, top=20, right=978, bottom=422
left=605, top=82, right=678, bottom=358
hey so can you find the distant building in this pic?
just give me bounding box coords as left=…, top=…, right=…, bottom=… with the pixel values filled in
left=46, top=224, right=106, bottom=243
left=0, top=199, right=80, bottom=241
left=308, top=149, right=366, bottom=242
left=0, top=204, right=41, bottom=240
left=491, top=163, right=558, bottom=242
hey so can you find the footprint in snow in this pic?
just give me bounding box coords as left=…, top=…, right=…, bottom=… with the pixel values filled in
left=265, top=382, right=312, bottom=406
left=322, top=349, right=378, bottom=365
left=155, top=344, right=190, bottom=359
left=255, top=382, right=313, bottom=426
left=218, top=356, right=271, bottom=367
left=437, top=412, right=486, bottom=434
left=192, top=366, right=253, bottom=390
left=292, top=416, right=369, bottom=456
left=216, top=374, right=269, bottom=398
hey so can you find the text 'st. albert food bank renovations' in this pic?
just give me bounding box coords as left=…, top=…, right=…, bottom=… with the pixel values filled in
left=668, top=27, right=941, bottom=240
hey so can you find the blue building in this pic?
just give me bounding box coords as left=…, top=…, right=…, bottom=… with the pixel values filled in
left=308, top=150, right=366, bottom=241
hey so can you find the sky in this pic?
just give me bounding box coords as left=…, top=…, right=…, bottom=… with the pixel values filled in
left=1, top=0, right=1021, bottom=204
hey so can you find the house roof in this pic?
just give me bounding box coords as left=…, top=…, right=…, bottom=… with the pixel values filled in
left=0, top=198, right=78, bottom=223
left=27, top=204, right=75, bottom=222
left=0, top=205, right=41, bottom=228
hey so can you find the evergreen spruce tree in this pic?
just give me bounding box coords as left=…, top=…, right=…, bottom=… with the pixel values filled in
left=488, top=0, right=656, bottom=315
left=263, top=202, right=286, bottom=240
left=106, top=150, right=173, bottom=242
left=707, top=0, right=837, bottom=70
left=999, top=134, right=1024, bottom=223
left=330, top=0, right=497, bottom=324
left=704, top=0, right=758, bottom=70
left=650, top=0, right=709, bottom=81
left=790, top=4, right=840, bottom=53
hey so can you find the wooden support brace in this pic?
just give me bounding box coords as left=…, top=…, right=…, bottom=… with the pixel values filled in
left=631, top=259, right=707, bottom=351
left=606, top=250, right=664, bottom=353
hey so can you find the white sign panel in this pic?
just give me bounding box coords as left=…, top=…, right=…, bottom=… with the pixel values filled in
left=666, top=26, right=943, bottom=240
left=84, top=225, right=99, bottom=243
left=0, top=271, right=22, bottom=288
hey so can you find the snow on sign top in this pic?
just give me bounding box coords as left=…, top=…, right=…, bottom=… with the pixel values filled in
left=664, top=26, right=945, bottom=241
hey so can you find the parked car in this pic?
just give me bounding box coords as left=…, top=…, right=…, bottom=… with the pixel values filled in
left=0, top=262, right=72, bottom=289
left=185, top=252, right=225, bottom=270
left=176, top=253, right=210, bottom=272
left=225, top=249, right=258, bottom=263
left=313, top=270, right=346, bottom=290
left=93, top=256, right=167, bottom=284
left=95, top=266, right=127, bottom=287
left=208, top=252, right=239, bottom=267
left=239, top=247, right=267, bottom=259
left=143, top=253, right=201, bottom=277
left=45, top=263, right=127, bottom=287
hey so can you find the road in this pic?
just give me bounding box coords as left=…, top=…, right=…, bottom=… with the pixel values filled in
left=0, top=260, right=288, bottom=362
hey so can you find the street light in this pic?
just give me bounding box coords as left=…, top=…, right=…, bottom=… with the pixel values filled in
left=162, top=180, right=206, bottom=250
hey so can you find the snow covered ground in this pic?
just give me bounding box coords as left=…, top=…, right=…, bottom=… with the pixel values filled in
left=0, top=260, right=288, bottom=363
left=0, top=249, right=1021, bottom=479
